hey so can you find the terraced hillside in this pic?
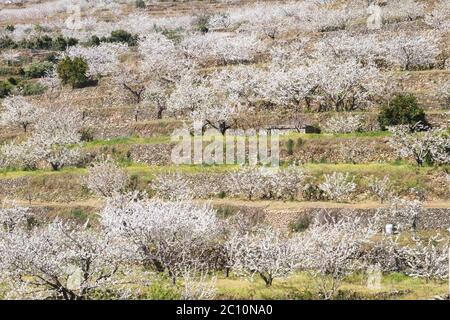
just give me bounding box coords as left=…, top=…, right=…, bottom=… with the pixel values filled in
left=0, top=0, right=449, bottom=300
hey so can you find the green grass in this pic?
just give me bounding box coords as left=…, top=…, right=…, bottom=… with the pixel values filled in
left=78, top=131, right=392, bottom=149
left=0, top=166, right=87, bottom=179
left=1, top=161, right=446, bottom=180
left=302, top=162, right=444, bottom=175
left=82, top=135, right=171, bottom=149
left=215, top=272, right=448, bottom=300
left=282, top=130, right=391, bottom=141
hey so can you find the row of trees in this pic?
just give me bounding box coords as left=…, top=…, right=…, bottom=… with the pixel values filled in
left=0, top=96, right=84, bottom=171
left=0, top=95, right=447, bottom=171
left=0, top=189, right=447, bottom=300
left=3, top=0, right=447, bottom=42
left=7, top=2, right=440, bottom=128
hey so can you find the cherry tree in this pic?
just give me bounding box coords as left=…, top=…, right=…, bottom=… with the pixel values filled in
left=139, top=32, right=192, bottom=85
left=307, top=5, right=363, bottom=33
left=226, top=167, right=268, bottom=200
left=313, top=33, right=382, bottom=66
left=270, top=39, right=308, bottom=69
left=1, top=106, right=83, bottom=170
left=226, top=227, right=299, bottom=286
left=113, top=32, right=192, bottom=110
left=66, top=43, right=127, bottom=77
left=208, top=12, right=232, bottom=31
left=0, top=95, right=38, bottom=133
left=298, top=215, right=374, bottom=299
left=83, top=156, right=129, bottom=198
left=378, top=197, right=424, bottom=234
left=262, top=66, right=313, bottom=111
left=100, top=195, right=222, bottom=284
left=425, top=0, right=450, bottom=31
left=39, top=69, right=61, bottom=92
left=168, top=67, right=261, bottom=134
left=363, top=235, right=404, bottom=273
left=311, top=59, right=381, bottom=112
left=226, top=166, right=306, bottom=200
left=1, top=139, right=45, bottom=170
left=1, top=50, right=20, bottom=66
left=33, top=106, right=82, bottom=145
left=439, top=82, right=450, bottom=108
left=367, top=176, right=392, bottom=203
left=323, top=114, right=362, bottom=134
left=399, top=235, right=449, bottom=281
left=180, top=32, right=263, bottom=66
left=0, top=202, right=31, bottom=232
left=114, top=63, right=148, bottom=105
left=142, top=82, right=169, bottom=120
left=273, top=166, right=307, bottom=200
left=389, top=125, right=450, bottom=166
left=385, top=33, right=440, bottom=71
left=43, top=146, right=81, bottom=171
left=152, top=172, right=192, bottom=201
left=167, top=74, right=214, bottom=116
left=383, top=0, right=425, bottom=23
left=0, top=220, right=132, bottom=300
left=30, top=106, right=83, bottom=171
left=319, top=172, right=356, bottom=202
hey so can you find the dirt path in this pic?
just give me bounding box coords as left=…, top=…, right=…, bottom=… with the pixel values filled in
left=203, top=199, right=450, bottom=211
left=4, top=198, right=449, bottom=213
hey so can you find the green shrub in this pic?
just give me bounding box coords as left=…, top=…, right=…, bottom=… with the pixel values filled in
left=18, top=82, right=46, bottom=96
left=218, top=191, right=226, bottom=199
left=80, top=128, right=95, bottom=142
left=0, top=36, right=16, bottom=49
left=378, top=94, right=429, bottom=130
left=1, top=35, right=77, bottom=51
left=193, top=14, right=210, bottom=33
left=0, top=80, right=13, bottom=98
left=289, top=215, right=311, bottom=232
left=7, top=77, right=18, bottom=85
left=135, top=0, right=146, bottom=8
left=65, top=209, right=89, bottom=223
left=216, top=205, right=237, bottom=218
left=302, top=184, right=325, bottom=201
left=57, top=56, right=89, bottom=88
left=127, top=174, right=139, bottom=191
left=23, top=61, right=54, bottom=78
left=106, top=30, right=138, bottom=46
left=6, top=25, right=15, bottom=32
left=87, top=35, right=101, bottom=46
left=45, top=53, right=58, bottom=63
left=286, top=139, right=295, bottom=156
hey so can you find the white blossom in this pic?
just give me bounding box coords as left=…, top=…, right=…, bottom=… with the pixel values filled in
left=399, top=235, right=449, bottom=281
left=367, top=176, right=392, bottom=203
left=324, top=114, right=362, bottom=134
left=100, top=196, right=221, bottom=284
left=227, top=227, right=299, bottom=286
left=0, top=219, right=131, bottom=300
left=66, top=43, right=127, bottom=77
left=83, top=156, right=129, bottom=198
left=0, top=95, right=38, bottom=133
left=298, top=215, right=374, bottom=299
left=389, top=125, right=450, bottom=166
left=319, top=172, right=356, bottom=202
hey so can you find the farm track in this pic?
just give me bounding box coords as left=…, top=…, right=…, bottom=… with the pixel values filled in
left=10, top=198, right=450, bottom=211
